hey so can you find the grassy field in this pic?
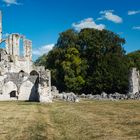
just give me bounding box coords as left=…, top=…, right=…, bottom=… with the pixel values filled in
left=0, top=100, right=140, bottom=140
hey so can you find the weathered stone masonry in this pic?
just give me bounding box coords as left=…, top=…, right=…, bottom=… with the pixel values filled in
left=0, top=11, right=52, bottom=102
left=129, top=68, right=140, bottom=95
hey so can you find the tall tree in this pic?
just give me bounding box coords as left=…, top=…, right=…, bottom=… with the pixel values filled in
left=35, top=28, right=130, bottom=94
left=78, top=29, right=129, bottom=94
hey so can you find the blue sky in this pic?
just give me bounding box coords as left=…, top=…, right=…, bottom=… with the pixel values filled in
left=0, top=0, right=140, bottom=60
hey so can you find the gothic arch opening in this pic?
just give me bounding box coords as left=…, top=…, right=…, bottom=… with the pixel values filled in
left=30, top=70, right=39, bottom=76
left=19, top=70, right=25, bottom=78
left=10, top=90, right=16, bottom=98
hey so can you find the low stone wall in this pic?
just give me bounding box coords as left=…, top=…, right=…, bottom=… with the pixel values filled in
left=52, top=86, right=79, bottom=102
left=52, top=86, right=140, bottom=102
left=53, top=92, right=79, bottom=102
left=79, top=92, right=140, bottom=100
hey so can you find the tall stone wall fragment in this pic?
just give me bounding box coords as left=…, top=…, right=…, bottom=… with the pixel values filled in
left=24, top=39, right=32, bottom=60
left=0, top=11, right=52, bottom=103
left=129, top=68, right=140, bottom=94
left=12, top=34, right=20, bottom=56
left=6, top=34, right=20, bottom=56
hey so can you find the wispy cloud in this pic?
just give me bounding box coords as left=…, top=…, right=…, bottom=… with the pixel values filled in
left=33, top=44, right=54, bottom=56
left=98, top=10, right=123, bottom=23
left=132, top=26, right=140, bottom=30
left=72, top=18, right=105, bottom=31
left=128, top=10, right=140, bottom=15
left=2, top=0, right=22, bottom=6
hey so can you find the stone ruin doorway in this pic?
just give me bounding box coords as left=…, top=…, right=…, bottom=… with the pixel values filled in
left=19, top=70, right=25, bottom=78
left=30, top=70, right=39, bottom=77
left=10, top=90, right=17, bottom=98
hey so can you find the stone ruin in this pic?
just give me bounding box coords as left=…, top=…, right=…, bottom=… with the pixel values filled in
left=0, top=11, right=138, bottom=103
left=0, top=11, right=52, bottom=103
left=128, top=68, right=140, bottom=95
left=52, top=86, right=79, bottom=102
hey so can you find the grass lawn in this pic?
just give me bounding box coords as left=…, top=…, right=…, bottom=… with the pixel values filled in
left=0, top=100, right=140, bottom=140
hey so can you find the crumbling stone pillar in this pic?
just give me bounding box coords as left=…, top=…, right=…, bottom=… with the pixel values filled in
left=6, top=34, right=20, bottom=56
left=12, top=34, right=20, bottom=56
left=129, top=68, right=140, bottom=94
left=24, top=39, right=32, bottom=60
left=6, top=35, right=12, bottom=55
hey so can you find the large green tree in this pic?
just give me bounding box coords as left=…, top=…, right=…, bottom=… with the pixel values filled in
left=78, top=29, right=129, bottom=94
left=35, top=28, right=130, bottom=94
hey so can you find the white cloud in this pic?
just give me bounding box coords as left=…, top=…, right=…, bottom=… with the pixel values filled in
left=72, top=18, right=105, bottom=31
left=128, top=10, right=140, bottom=15
left=2, top=0, right=21, bottom=6
left=33, top=44, right=54, bottom=56
left=132, top=26, right=140, bottom=30
left=99, top=10, right=123, bottom=23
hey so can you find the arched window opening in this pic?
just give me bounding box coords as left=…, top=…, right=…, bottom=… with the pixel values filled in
left=30, top=70, right=39, bottom=76
left=19, top=70, right=25, bottom=78
left=10, top=91, right=16, bottom=98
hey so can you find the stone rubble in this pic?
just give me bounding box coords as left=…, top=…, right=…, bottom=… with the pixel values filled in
left=52, top=88, right=140, bottom=102
left=51, top=86, right=79, bottom=102
left=79, top=92, right=140, bottom=100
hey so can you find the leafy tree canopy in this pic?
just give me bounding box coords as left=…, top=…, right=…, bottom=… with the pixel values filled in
left=35, top=28, right=130, bottom=94
left=127, top=50, right=140, bottom=70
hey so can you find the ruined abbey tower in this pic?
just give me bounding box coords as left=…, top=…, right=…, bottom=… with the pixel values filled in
left=0, top=11, right=52, bottom=102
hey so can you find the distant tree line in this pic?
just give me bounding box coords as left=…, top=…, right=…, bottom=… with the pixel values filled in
left=35, top=28, right=140, bottom=95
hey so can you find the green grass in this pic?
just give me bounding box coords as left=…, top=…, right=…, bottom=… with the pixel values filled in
left=0, top=100, right=140, bottom=140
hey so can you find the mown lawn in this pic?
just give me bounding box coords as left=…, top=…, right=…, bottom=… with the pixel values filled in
left=0, top=100, right=140, bottom=140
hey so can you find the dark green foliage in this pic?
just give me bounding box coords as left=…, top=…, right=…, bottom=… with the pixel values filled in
left=78, top=29, right=129, bottom=94
left=127, top=50, right=140, bottom=70
left=35, top=28, right=130, bottom=94
left=34, top=54, right=47, bottom=67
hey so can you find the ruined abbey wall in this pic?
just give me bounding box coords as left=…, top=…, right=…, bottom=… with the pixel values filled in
left=129, top=68, right=140, bottom=94
left=0, top=11, right=52, bottom=103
